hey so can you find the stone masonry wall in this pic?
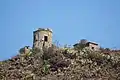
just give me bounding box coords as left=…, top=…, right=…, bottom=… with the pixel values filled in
left=33, top=28, right=52, bottom=49
left=89, top=43, right=100, bottom=51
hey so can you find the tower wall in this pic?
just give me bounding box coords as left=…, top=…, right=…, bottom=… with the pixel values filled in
left=33, top=28, right=52, bottom=49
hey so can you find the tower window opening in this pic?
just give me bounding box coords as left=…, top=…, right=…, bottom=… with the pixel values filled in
left=44, top=36, right=48, bottom=42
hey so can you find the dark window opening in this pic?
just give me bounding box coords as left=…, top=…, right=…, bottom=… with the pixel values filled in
left=92, top=47, right=94, bottom=50
left=26, top=46, right=29, bottom=49
left=44, top=36, right=48, bottom=42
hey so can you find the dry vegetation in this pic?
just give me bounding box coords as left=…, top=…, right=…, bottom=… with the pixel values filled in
left=0, top=44, right=120, bottom=80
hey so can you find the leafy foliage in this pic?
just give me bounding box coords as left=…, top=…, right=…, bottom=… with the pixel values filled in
left=73, top=43, right=86, bottom=50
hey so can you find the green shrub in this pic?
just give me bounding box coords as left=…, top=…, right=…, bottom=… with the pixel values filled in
left=32, top=48, right=41, bottom=54
left=73, top=43, right=86, bottom=51
left=19, top=47, right=25, bottom=54
left=42, top=60, right=50, bottom=74
left=62, top=49, right=77, bottom=59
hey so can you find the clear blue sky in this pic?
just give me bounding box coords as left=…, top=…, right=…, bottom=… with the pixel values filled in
left=0, top=0, right=120, bottom=61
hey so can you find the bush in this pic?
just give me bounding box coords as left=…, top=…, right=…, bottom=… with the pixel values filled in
left=42, top=46, right=72, bottom=71
left=82, top=51, right=108, bottom=66
left=19, top=47, right=25, bottom=54
left=62, top=49, right=77, bottom=59
left=42, top=60, right=50, bottom=74
left=32, top=48, right=41, bottom=54
left=73, top=43, right=86, bottom=51
left=42, top=46, right=62, bottom=60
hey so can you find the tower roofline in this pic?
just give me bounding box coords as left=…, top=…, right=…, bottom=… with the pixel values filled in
left=33, top=28, right=53, bottom=33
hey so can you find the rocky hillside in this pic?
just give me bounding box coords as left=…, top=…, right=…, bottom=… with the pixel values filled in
left=0, top=45, right=120, bottom=80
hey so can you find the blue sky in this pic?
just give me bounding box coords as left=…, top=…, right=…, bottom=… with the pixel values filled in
left=0, top=0, right=120, bottom=61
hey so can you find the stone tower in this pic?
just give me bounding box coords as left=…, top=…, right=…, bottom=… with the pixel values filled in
left=33, top=28, right=53, bottom=49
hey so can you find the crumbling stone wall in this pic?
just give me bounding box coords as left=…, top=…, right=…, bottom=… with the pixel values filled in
left=88, top=43, right=100, bottom=51
left=74, top=39, right=100, bottom=51
left=33, top=28, right=53, bottom=49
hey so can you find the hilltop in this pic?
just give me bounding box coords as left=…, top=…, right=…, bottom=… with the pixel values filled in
left=0, top=44, right=120, bottom=80
left=0, top=28, right=120, bottom=80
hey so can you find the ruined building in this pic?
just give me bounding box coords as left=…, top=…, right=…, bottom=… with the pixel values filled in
left=86, top=41, right=100, bottom=51
left=32, top=28, right=99, bottom=51
left=33, top=28, right=53, bottom=49
left=74, top=39, right=100, bottom=51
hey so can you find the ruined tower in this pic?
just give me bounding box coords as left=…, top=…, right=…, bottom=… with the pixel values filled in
left=33, top=28, right=53, bottom=49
